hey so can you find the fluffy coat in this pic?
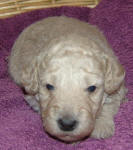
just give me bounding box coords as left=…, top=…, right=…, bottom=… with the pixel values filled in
left=9, top=16, right=127, bottom=142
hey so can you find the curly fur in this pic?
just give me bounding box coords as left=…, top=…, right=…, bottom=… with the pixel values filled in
left=9, top=16, right=127, bottom=142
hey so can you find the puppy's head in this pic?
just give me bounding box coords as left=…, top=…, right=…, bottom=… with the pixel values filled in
left=35, top=41, right=125, bottom=142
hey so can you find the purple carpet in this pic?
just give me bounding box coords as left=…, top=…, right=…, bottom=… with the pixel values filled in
left=0, top=0, right=133, bottom=149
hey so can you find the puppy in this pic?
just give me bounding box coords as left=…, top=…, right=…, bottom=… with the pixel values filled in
left=9, top=16, right=127, bottom=142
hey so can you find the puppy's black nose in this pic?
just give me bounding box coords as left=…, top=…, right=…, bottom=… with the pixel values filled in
left=57, top=117, right=78, bottom=131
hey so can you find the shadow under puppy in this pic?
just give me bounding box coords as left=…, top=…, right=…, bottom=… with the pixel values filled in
left=9, top=16, right=127, bottom=142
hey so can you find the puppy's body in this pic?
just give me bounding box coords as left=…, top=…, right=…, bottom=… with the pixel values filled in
left=9, top=16, right=127, bottom=142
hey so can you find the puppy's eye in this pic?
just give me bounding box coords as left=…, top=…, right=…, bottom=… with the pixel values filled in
left=87, top=86, right=96, bottom=92
left=46, top=84, right=54, bottom=90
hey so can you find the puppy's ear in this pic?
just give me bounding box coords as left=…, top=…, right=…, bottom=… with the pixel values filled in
left=21, top=59, right=39, bottom=95
left=104, top=55, right=125, bottom=94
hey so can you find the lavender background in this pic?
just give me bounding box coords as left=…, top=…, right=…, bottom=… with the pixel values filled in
left=0, top=0, right=133, bottom=149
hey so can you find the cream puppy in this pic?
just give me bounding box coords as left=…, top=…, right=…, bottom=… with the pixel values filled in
left=9, top=16, right=127, bottom=142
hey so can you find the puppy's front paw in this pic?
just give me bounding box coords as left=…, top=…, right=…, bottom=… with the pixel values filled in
left=24, top=95, right=41, bottom=114
left=90, top=119, right=114, bottom=139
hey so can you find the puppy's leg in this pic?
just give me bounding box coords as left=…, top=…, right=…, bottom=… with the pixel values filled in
left=90, top=101, right=117, bottom=139
left=90, top=84, right=127, bottom=139
left=24, top=94, right=41, bottom=114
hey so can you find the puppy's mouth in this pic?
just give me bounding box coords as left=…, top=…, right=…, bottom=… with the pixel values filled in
left=48, top=126, right=93, bottom=142
left=45, top=124, right=92, bottom=142
left=55, top=131, right=92, bottom=142
left=59, top=135, right=78, bottom=142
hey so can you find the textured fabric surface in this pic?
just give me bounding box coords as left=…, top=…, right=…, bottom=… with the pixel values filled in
left=0, top=0, right=133, bottom=149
